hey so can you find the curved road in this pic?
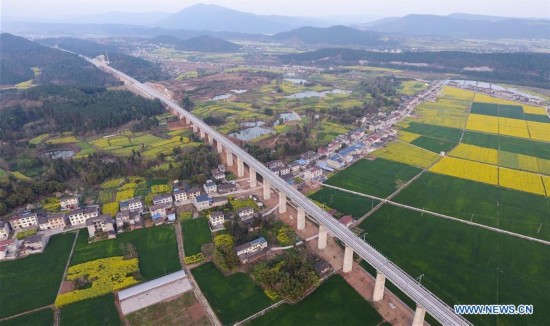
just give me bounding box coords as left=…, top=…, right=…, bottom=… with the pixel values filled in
left=88, top=57, right=471, bottom=326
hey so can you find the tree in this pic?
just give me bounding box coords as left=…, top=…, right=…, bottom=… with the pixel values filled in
left=213, top=234, right=239, bottom=272
left=181, top=95, right=195, bottom=111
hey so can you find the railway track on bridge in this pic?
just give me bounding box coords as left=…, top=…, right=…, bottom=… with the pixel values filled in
left=85, top=56, right=471, bottom=326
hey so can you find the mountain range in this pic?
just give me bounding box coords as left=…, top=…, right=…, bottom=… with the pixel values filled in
left=3, top=4, right=549, bottom=41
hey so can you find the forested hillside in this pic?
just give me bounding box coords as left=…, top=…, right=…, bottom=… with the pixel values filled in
left=0, top=33, right=114, bottom=87
left=0, top=85, right=164, bottom=140
left=39, top=37, right=170, bottom=81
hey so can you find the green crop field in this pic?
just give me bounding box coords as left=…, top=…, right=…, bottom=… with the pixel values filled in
left=325, top=158, right=421, bottom=198
left=191, top=262, right=273, bottom=325
left=250, top=275, right=385, bottom=326
left=0, top=233, right=76, bottom=318
left=359, top=205, right=550, bottom=326
left=309, top=187, right=379, bottom=219
left=393, top=173, right=550, bottom=240
left=70, top=226, right=180, bottom=280
left=0, top=308, right=54, bottom=326
left=462, top=131, right=550, bottom=160
left=411, top=136, right=457, bottom=153
left=181, top=218, right=212, bottom=256
left=403, top=122, right=463, bottom=142
left=60, top=294, right=120, bottom=326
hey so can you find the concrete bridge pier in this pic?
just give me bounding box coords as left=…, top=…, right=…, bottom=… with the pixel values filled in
left=217, top=141, right=223, bottom=154
left=278, top=192, right=287, bottom=213
left=343, top=245, right=354, bottom=273
left=373, top=272, right=386, bottom=302
left=226, top=150, right=234, bottom=167
left=249, top=167, right=257, bottom=188
left=297, top=207, right=305, bottom=230
left=318, top=224, right=328, bottom=249
left=237, top=157, right=244, bottom=177
left=207, top=134, right=213, bottom=145
left=192, top=124, right=198, bottom=133
left=263, top=180, right=271, bottom=200
left=199, top=129, right=206, bottom=139
left=412, top=306, right=426, bottom=326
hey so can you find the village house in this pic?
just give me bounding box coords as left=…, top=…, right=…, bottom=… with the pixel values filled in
left=193, top=194, right=211, bottom=211
left=47, top=212, right=67, bottom=229
left=203, top=180, right=218, bottom=194
left=218, top=164, right=226, bottom=173
left=120, top=198, right=144, bottom=214
left=327, top=155, right=345, bottom=170
left=314, top=259, right=332, bottom=277
left=60, top=196, right=79, bottom=210
left=235, top=237, right=268, bottom=264
left=0, top=239, right=20, bottom=260
left=211, top=196, right=228, bottom=208
left=209, top=211, right=225, bottom=228
left=186, top=187, right=202, bottom=200
left=150, top=204, right=168, bottom=225
left=166, top=207, right=177, bottom=222
left=270, top=166, right=291, bottom=177
left=86, top=215, right=116, bottom=238
left=237, top=207, right=255, bottom=222
left=173, top=189, right=188, bottom=204
left=115, top=210, right=142, bottom=232
left=153, top=194, right=173, bottom=206
left=288, top=161, right=301, bottom=173
left=300, top=151, right=320, bottom=164
left=217, top=182, right=237, bottom=194
left=9, top=212, right=38, bottom=230
left=38, top=215, right=50, bottom=231
left=212, top=171, right=225, bottom=181
left=304, top=167, right=323, bottom=180
left=0, top=221, right=10, bottom=241
left=68, top=206, right=100, bottom=226
left=338, top=215, right=355, bottom=228
left=267, top=160, right=285, bottom=170
left=19, top=234, right=47, bottom=256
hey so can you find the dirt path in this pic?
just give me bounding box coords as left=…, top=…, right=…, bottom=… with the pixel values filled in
left=175, top=221, right=221, bottom=326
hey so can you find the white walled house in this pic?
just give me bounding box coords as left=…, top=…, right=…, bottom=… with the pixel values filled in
left=209, top=211, right=225, bottom=227
left=153, top=194, right=173, bottom=206
left=60, top=197, right=79, bottom=210
left=68, top=207, right=100, bottom=226
left=86, top=215, right=115, bottom=238
left=9, top=213, right=38, bottom=230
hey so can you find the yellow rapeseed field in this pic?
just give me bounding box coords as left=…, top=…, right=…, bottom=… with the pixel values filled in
left=398, top=130, right=421, bottom=142
left=498, top=117, right=530, bottom=139
left=542, top=176, right=550, bottom=194
left=499, top=151, right=540, bottom=173
left=498, top=168, right=546, bottom=196
left=527, top=121, right=550, bottom=142
left=429, top=156, right=498, bottom=185
left=538, top=158, right=550, bottom=176
left=466, top=114, right=499, bottom=134
left=441, top=86, right=475, bottom=101
left=523, top=105, right=548, bottom=116
left=374, top=141, right=440, bottom=169
left=414, top=106, right=468, bottom=129
left=448, top=144, right=499, bottom=165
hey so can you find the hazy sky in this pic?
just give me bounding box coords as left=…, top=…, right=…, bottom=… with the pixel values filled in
left=3, top=0, right=550, bottom=20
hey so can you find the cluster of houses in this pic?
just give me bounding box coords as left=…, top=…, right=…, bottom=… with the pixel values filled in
left=447, top=79, right=545, bottom=105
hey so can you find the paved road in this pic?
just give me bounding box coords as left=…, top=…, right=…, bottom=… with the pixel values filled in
left=86, top=57, right=471, bottom=326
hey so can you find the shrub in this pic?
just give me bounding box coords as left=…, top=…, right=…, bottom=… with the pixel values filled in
left=184, top=253, right=205, bottom=265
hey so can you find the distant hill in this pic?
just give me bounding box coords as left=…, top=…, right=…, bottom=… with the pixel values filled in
left=155, top=3, right=327, bottom=34
left=272, top=25, right=393, bottom=46
left=38, top=37, right=169, bottom=82
left=365, top=14, right=550, bottom=39
left=151, top=35, right=241, bottom=52
left=280, top=48, right=550, bottom=88
left=0, top=33, right=111, bottom=86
